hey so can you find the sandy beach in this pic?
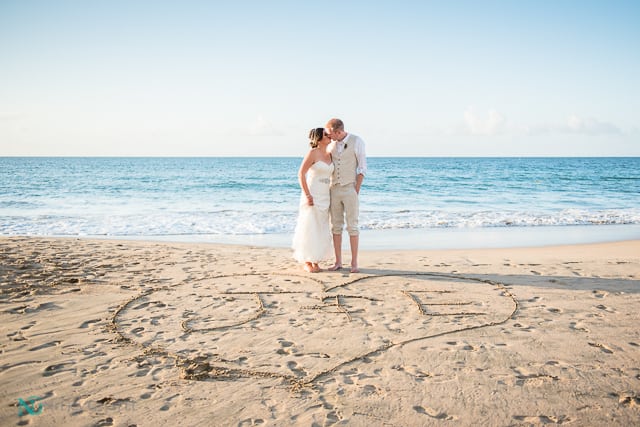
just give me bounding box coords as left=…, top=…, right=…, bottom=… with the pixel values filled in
left=1, top=236, right=639, bottom=426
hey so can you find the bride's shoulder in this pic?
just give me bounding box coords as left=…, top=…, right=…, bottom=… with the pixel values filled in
left=310, top=146, right=325, bottom=158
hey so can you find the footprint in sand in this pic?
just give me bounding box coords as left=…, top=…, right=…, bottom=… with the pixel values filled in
left=29, top=341, right=61, bottom=351
left=43, top=362, right=75, bottom=377
left=94, top=417, right=114, bottom=426
left=569, top=322, right=590, bottom=333
left=618, top=393, right=640, bottom=407
left=80, top=318, right=101, bottom=328
left=287, top=361, right=306, bottom=378
left=7, top=330, right=27, bottom=341
left=592, top=290, right=609, bottom=299
left=361, top=384, right=381, bottom=396
left=277, top=339, right=295, bottom=355
left=595, top=304, right=616, bottom=313
left=588, top=342, right=614, bottom=354
left=514, top=373, right=559, bottom=387
left=513, top=415, right=571, bottom=424
left=238, top=418, right=267, bottom=427
left=413, top=405, right=453, bottom=420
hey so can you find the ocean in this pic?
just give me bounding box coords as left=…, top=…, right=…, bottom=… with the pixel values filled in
left=1, top=157, right=639, bottom=249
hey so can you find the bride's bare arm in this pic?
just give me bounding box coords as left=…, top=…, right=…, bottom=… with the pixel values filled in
left=298, top=150, right=316, bottom=205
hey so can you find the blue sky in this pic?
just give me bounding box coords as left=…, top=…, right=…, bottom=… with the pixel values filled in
left=1, top=1, right=638, bottom=156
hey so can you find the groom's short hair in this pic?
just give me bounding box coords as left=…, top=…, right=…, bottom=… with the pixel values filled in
left=327, top=118, right=344, bottom=131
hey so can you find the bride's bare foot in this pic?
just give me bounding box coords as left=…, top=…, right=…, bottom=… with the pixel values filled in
left=327, top=264, right=342, bottom=271
left=304, top=262, right=321, bottom=273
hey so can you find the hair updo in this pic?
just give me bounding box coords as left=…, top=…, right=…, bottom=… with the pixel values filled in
left=308, top=127, right=324, bottom=148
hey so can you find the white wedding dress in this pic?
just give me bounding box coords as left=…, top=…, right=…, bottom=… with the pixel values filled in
left=292, top=161, right=334, bottom=263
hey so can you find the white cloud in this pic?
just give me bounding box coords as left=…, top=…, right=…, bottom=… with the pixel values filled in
left=565, top=115, right=622, bottom=135
left=0, top=112, right=27, bottom=122
left=248, top=115, right=284, bottom=136
left=523, top=115, right=622, bottom=136
left=463, top=108, right=506, bottom=136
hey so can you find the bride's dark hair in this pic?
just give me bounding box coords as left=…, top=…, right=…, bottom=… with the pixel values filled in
left=308, top=127, right=324, bottom=148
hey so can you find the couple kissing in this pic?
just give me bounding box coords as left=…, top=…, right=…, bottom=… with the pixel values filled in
left=292, top=118, right=367, bottom=273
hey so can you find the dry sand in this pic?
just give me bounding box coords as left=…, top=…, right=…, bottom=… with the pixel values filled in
left=1, top=236, right=639, bottom=426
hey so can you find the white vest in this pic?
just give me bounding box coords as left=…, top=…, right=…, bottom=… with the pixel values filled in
left=331, top=134, right=357, bottom=186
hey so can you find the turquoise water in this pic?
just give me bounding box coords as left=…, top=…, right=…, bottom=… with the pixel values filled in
left=1, top=157, right=639, bottom=248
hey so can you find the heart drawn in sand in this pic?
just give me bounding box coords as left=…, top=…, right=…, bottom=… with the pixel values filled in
left=114, top=273, right=517, bottom=386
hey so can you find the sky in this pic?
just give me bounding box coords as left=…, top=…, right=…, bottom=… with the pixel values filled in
left=1, top=0, right=639, bottom=157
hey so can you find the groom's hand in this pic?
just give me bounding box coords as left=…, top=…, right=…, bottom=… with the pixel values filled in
left=355, top=174, right=364, bottom=195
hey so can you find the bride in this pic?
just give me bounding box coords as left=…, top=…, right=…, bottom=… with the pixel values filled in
left=292, top=128, right=334, bottom=272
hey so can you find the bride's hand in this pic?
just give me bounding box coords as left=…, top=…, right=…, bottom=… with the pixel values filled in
left=306, top=194, right=314, bottom=206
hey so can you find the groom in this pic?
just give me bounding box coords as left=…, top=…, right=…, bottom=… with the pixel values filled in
left=325, top=118, right=367, bottom=273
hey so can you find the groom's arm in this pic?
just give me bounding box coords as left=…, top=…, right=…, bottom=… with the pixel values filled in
left=355, top=136, right=367, bottom=194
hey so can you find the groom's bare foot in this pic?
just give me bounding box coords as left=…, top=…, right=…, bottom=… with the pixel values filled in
left=327, top=264, right=342, bottom=271
left=350, top=265, right=360, bottom=273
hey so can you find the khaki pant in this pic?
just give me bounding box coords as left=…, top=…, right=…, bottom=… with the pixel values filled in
left=330, top=184, right=359, bottom=236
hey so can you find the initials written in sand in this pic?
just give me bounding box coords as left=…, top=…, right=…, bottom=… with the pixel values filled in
left=113, top=273, right=517, bottom=387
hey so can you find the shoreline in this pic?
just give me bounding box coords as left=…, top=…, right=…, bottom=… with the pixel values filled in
left=12, top=223, right=640, bottom=251
left=1, top=237, right=639, bottom=425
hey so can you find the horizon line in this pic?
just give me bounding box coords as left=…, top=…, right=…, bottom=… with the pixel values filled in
left=1, top=155, right=639, bottom=159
